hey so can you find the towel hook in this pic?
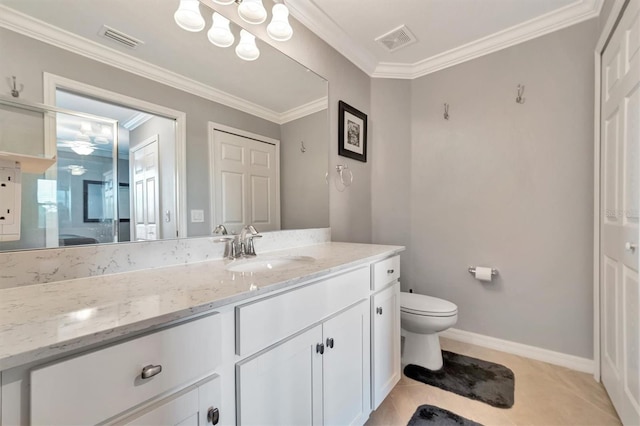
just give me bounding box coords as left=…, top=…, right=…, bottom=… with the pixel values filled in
left=300, top=141, right=306, bottom=153
left=516, top=84, right=525, bottom=104
left=444, top=103, right=450, bottom=120
left=335, top=164, right=353, bottom=192
left=9, top=76, right=23, bottom=98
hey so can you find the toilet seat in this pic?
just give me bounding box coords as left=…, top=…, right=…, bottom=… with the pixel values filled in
left=401, top=292, right=458, bottom=317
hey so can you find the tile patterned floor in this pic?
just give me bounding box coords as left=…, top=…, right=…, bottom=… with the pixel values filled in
left=366, top=338, right=621, bottom=426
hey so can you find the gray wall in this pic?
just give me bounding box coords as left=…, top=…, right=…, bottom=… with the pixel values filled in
left=372, top=20, right=599, bottom=358
left=280, top=110, right=330, bottom=229
left=130, top=116, right=177, bottom=239
left=370, top=78, right=412, bottom=279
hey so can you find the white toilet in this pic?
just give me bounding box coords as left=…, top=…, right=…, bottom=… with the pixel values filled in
left=400, top=291, right=458, bottom=370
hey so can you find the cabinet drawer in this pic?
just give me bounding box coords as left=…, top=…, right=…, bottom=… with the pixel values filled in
left=30, top=314, right=221, bottom=426
left=372, top=255, right=400, bottom=291
left=236, top=267, right=369, bottom=357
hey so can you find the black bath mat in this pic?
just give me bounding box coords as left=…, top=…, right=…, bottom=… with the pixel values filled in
left=404, top=351, right=514, bottom=408
left=407, top=404, right=483, bottom=426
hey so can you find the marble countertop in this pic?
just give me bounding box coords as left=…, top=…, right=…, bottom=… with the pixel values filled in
left=0, top=242, right=403, bottom=371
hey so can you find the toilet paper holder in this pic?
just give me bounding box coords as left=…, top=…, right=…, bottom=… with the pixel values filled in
left=468, top=266, right=499, bottom=276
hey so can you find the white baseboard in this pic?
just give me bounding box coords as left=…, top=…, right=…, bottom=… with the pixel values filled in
left=440, top=328, right=594, bottom=374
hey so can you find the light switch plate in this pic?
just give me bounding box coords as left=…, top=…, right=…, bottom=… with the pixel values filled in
left=191, top=209, right=205, bottom=223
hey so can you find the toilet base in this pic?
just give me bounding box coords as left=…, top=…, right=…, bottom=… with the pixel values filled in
left=402, top=330, right=443, bottom=370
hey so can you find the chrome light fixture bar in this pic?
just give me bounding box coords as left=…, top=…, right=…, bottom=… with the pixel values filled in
left=174, top=0, right=293, bottom=61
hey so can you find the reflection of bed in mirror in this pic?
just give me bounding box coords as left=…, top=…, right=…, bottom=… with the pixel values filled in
left=58, top=234, right=99, bottom=246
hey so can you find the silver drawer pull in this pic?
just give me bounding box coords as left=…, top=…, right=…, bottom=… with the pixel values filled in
left=141, top=364, right=162, bottom=379
left=387, top=269, right=394, bottom=274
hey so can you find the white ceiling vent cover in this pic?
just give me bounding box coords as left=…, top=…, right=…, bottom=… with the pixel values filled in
left=98, top=25, right=144, bottom=49
left=375, top=25, right=417, bottom=53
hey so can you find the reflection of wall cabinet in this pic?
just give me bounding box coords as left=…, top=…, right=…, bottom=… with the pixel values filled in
left=237, top=301, right=370, bottom=426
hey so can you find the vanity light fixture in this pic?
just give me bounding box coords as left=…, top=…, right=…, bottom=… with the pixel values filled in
left=235, top=30, right=260, bottom=61
left=174, top=0, right=206, bottom=32
left=210, top=0, right=293, bottom=42
left=208, top=12, right=235, bottom=47
left=175, top=0, right=292, bottom=61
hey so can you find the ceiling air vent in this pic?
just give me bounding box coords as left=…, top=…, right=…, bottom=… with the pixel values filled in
left=98, top=25, right=144, bottom=50
left=375, top=25, right=417, bottom=53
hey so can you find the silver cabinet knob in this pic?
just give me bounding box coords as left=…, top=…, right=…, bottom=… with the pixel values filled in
left=141, top=364, right=162, bottom=379
left=387, top=269, right=394, bottom=274
left=625, top=242, right=637, bottom=251
left=207, top=407, right=220, bottom=425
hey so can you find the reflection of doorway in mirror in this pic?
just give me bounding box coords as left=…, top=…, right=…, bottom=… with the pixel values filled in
left=209, top=123, right=281, bottom=234
left=130, top=136, right=160, bottom=241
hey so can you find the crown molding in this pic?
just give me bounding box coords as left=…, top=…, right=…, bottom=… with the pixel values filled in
left=279, top=96, right=328, bottom=124
left=122, top=112, right=153, bottom=131
left=285, top=0, right=378, bottom=75
left=373, top=0, right=604, bottom=79
left=286, top=0, right=603, bottom=80
left=0, top=4, right=284, bottom=124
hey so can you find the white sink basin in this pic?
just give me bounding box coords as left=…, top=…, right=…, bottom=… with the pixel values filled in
left=226, top=256, right=315, bottom=273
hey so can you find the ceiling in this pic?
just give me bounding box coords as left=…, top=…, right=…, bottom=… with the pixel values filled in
left=286, top=0, right=604, bottom=78
left=0, top=0, right=327, bottom=121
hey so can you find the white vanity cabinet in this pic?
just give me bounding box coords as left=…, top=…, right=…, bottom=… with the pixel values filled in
left=370, top=256, right=401, bottom=409
left=114, top=374, right=220, bottom=426
left=235, top=267, right=371, bottom=426
left=29, top=314, right=226, bottom=426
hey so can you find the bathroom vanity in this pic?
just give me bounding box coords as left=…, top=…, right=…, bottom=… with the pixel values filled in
left=0, top=242, right=402, bottom=425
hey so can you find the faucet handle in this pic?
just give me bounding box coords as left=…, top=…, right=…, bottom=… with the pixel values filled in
left=245, top=234, right=262, bottom=256
left=243, top=225, right=259, bottom=235
left=213, top=224, right=228, bottom=235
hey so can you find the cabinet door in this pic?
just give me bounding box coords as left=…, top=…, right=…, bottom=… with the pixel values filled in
left=322, top=301, right=370, bottom=426
left=236, top=326, right=323, bottom=426
left=372, top=282, right=401, bottom=409
left=117, top=374, right=221, bottom=426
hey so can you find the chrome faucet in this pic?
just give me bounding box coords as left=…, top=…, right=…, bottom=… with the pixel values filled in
left=214, top=224, right=261, bottom=259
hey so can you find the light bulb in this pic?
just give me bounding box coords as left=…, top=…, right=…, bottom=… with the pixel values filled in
left=208, top=12, right=235, bottom=47
left=238, top=0, right=267, bottom=24
left=235, top=29, right=260, bottom=61
left=267, top=3, right=293, bottom=41
left=174, top=0, right=205, bottom=32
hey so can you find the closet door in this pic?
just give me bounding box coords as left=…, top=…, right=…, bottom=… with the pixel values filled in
left=600, top=1, right=640, bottom=424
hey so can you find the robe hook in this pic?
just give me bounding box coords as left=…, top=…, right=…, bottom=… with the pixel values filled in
left=516, top=84, right=525, bottom=104
left=9, top=76, right=23, bottom=98
left=444, top=103, right=450, bottom=120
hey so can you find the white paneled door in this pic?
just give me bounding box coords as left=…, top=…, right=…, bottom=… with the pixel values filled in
left=601, top=1, right=640, bottom=424
left=131, top=136, right=160, bottom=241
left=209, top=127, right=280, bottom=234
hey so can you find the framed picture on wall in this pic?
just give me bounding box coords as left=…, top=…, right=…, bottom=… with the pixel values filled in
left=338, top=101, right=367, bottom=162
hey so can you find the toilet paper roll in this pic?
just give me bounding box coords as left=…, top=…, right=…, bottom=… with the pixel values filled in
left=474, top=266, right=493, bottom=282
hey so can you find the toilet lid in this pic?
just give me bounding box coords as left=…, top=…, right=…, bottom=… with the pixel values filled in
left=400, top=292, right=458, bottom=316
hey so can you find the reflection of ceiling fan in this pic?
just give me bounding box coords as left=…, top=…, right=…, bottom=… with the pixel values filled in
left=57, top=121, right=112, bottom=155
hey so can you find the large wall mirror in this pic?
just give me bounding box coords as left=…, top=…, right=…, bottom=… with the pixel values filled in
left=0, top=0, right=329, bottom=252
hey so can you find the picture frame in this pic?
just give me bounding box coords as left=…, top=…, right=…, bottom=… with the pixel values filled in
left=338, top=101, right=367, bottom=162
left=83, top=180, right=105, bottom=223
